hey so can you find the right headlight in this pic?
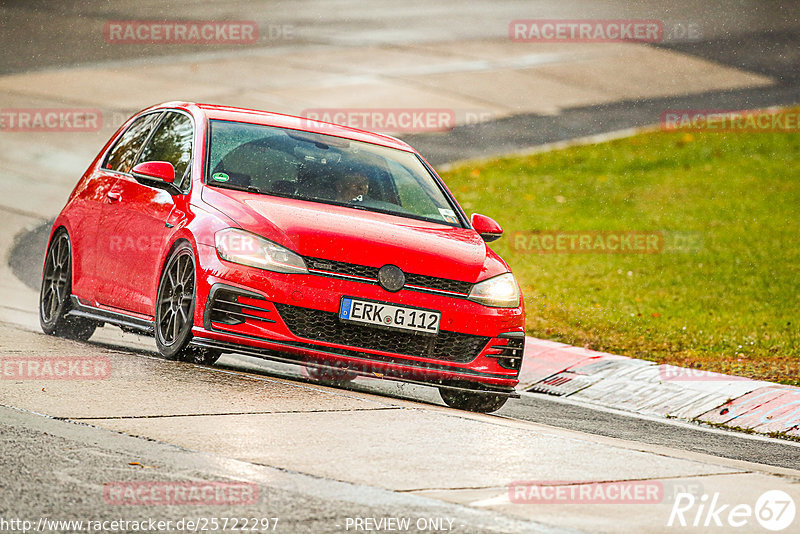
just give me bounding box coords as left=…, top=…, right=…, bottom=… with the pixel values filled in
left=215, top=228, right=308, bottom=274
left=467, top=272, right=521, bottom=308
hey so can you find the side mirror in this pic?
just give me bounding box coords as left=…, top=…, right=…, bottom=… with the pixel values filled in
left=471, top=213, right=503, bottom=242
left=131, top=161, right=176, bottom=184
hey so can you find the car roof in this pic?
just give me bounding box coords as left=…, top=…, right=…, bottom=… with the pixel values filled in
left=150, top=101, right=416, bottom=153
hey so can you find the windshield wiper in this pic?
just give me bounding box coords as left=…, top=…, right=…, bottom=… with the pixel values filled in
left=207, top=181, right=265, bottom=195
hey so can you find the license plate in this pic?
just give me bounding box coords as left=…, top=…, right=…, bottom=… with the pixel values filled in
left=339, top=297, right=440, bottom=334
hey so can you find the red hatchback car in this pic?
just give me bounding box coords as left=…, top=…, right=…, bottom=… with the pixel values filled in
left=39, top=102, right=525, bottom=412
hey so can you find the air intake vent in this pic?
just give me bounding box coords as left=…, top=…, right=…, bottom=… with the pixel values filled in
left=204, top=284, right=275, bottom=328
left=489, top=334, right=525, bottom=370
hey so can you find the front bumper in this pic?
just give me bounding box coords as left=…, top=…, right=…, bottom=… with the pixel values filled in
left=191, top=244, right=525, bottom=392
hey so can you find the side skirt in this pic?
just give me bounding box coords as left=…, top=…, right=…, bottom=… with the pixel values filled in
left=67, top=296, right=154, bottom=335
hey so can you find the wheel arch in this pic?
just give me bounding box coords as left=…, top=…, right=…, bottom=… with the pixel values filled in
left=154, top=236, right=195, bottom=302
left=153, top=234, right=201, bottom=324
left=153, top=236, right=199, bottom=358
left=45, top=213, right=86, bottom=292
left=42, top=223, right=70, bottom=283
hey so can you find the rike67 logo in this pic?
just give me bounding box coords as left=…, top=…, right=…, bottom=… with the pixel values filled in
left=668, top=490, right=796, bottom=531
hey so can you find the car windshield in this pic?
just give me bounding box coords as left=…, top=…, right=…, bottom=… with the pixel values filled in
left=206, top=120, right=463, bottom=226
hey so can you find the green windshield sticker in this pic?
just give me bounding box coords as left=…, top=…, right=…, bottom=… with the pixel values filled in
left=212, top=172, right=229, bottom=182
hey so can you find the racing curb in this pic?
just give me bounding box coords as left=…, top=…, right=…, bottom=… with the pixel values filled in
left=516, top=337, right=800, bottom=438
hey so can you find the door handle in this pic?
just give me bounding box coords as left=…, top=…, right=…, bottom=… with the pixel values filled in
left=107, top=191, right=122, bottom=202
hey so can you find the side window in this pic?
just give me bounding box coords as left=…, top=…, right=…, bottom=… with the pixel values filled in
left=137, top=111, right=194, bottom=189
left=104, top=113, right=161, bottom=173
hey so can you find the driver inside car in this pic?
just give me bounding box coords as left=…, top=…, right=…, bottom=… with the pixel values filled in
left=334, top=172, right=370, bottom=202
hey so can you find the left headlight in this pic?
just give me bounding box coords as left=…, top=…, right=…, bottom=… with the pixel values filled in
left=467, top=272, right=520, bottom=308
left=215, top=228, right=308, bottom=274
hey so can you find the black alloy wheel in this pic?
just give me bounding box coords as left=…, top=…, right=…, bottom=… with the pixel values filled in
left=39, top=229, right=97, bottom=341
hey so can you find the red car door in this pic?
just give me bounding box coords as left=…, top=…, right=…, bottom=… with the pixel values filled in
left=65, top=167, right=118, bottom=301
left=94, top=111, right=194, bottom=316
left=87, top=112, right=162, bottom=306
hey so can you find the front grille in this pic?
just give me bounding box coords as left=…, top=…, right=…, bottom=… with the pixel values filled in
left=306, top=257, right=472, bottom=295
left=275, top=303, right=488, bottom=363
left=489, top=335, right=525, bottom=371
left=307, top=257, right=377, bottom=279
left=404, top=273, right=472, bottom=294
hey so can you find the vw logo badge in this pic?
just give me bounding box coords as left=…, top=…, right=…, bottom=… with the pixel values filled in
left=378, top=264, right=405, bottom=292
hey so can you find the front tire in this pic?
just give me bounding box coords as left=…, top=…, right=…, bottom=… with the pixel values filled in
left=155, top=242, right=200, bottom=361
left=439, top=387, right=509, bottom=413
left=39, top=229, right=97, bottom=341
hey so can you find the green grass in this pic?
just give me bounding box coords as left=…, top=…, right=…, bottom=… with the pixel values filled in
left=441, top=122, right=800, bottom=384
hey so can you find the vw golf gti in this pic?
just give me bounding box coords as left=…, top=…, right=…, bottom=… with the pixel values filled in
left=39, top=102, right=525, bottom=412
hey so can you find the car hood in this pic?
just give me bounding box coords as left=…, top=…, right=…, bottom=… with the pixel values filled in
left=201, top=186, right=506, bottom=282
